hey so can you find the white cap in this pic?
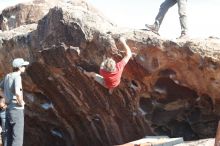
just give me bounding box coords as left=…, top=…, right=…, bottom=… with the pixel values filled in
left=12, top=58, right=29, bottom=68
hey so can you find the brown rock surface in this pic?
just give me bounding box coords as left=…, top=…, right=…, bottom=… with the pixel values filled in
left=0, top=0, right=220, bottom=146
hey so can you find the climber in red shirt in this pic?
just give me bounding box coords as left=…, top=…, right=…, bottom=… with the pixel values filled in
left=84, top=37, right=133, bottom=94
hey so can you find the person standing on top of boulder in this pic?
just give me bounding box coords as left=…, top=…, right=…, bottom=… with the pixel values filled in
left=145, top=0, right=188, bottom=39
left=83, top=37, right=133, bottom=94
left=0, top=58, right=29, bottom=146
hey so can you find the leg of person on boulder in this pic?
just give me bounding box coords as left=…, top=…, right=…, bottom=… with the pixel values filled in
left=145, top=0, right=188, bottom=38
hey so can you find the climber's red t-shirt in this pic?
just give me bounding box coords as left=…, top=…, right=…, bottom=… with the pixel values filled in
left=99, top=59, right=127, bottom=89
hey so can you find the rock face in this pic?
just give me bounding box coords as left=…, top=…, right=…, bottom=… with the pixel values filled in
left=0, top=0, right=64, bottom=31
left=0, top=0, right=220, bottom=146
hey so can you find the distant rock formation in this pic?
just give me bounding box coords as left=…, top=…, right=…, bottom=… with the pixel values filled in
left=0, top=16, right=9, bottom=31
left=0, top=0, right=65, bottom=31
left=0, top=0, right=220, bottom=146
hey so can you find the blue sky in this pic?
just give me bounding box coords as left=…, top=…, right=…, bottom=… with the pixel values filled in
left=1, top=0, right=220, bottom=39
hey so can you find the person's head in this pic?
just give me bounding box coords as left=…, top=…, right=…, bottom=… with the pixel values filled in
left=12, top=58, right=29, bottom=73
left=100, top=58, right=116, bottom=72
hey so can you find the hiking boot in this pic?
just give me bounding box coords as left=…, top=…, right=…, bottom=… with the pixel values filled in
left=177, top=32, right=189, bottom=39
left=145, top=21, right=160, bottom=35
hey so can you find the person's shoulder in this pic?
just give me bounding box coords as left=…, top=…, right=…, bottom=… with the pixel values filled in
left=4, top=73, right=11, bottom=79
left=11, top=72, right=21, bottom=79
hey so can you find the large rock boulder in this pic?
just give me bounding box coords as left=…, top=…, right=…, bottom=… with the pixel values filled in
left=0, top=0, right=65, bottom=31
left=0, top=0, right=220, bottom=146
